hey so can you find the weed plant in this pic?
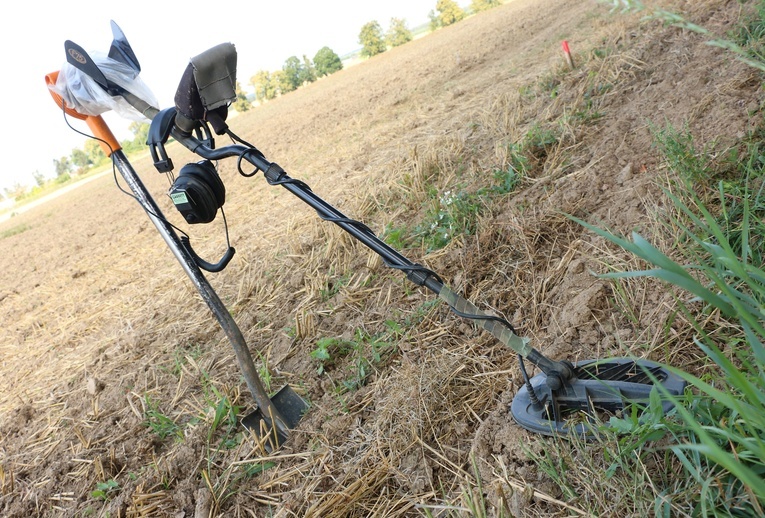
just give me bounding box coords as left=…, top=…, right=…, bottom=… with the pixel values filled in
left=652, top=122, right=765, bottom=263
left=573, top=132, right=765, bottom=515
left=142, top=396, right=183, bottom=441
left=0, top=223, right=30, bottom=240
left=603, top=0, right=765, bottom=73
left=392, top=155, right=524, bottom=252
left=413, top=188, right=484, bottom=252
left=90, top=479, right=120, bottom=501
left=555, top=6, right=765, bottom=505
left=310, top=327, right=398, bottom=394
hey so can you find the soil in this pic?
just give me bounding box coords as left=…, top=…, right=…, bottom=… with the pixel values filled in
left=1, top=0, right=762, bottom=516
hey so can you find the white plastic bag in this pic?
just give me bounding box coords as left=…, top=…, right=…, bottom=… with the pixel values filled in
left=49, top=51, right=159, bottom=121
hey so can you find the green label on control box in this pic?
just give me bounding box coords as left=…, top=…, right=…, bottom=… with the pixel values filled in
left=170, top=192, right=189, bottom=205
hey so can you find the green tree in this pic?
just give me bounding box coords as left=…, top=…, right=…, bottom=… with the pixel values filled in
left=272, top=70, right=290, bottom=96
left=386, top=18, right=413, bottom=47
left=71, top=148, right=90, bottom=174
left=313, top=47, right=343, bottom=77
left=436, top=0, right=466, bottom=26
left=54, top=156, right=72, bottom=177
left=129, top=121, right=149, bottom=144
left=251, top=70, right=277, bottom=102
left=232, top=81, right=251, bottom=112
left=32, top=170, right=46, bottom=187
left=84, top=139, right=107, bottom=166
left=359, top=21, right=387, bottom=58
left=4, top=183, right=27, bottom=200
left=470, top=0, right=501, bottom=12
left=282, top=56, right=303, bottom=92
left=120, top=122, right=150, bottom=155
left=429, top=10, right=441, bottom=31
left=300, top=55, right=317, bottom=85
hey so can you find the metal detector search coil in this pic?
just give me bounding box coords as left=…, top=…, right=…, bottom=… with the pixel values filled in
left=511, top=358, right=687, bottom=436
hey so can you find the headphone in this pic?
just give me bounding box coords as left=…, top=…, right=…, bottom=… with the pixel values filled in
left=169, top=160, right=225, bottom=224
left=168, top=160, right=235, bottom=273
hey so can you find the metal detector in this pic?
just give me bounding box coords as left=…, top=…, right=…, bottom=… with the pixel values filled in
left=47, top=22, right=687, bottom=440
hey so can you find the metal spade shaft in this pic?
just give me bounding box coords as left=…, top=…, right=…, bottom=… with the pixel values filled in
left=109, top=149, right=292, bottom=438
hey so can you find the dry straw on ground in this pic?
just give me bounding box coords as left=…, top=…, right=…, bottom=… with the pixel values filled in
left=1, top=0, right=763, bottom=516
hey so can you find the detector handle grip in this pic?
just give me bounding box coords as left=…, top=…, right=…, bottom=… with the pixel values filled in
left=45, top=70, right=122, bottom=156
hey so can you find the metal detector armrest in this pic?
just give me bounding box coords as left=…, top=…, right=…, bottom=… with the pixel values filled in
left=174, top=43, right=237, bottom=135
left=147, top=108, right=177, bottom=173
left=45, top=71, right=121, bottom=156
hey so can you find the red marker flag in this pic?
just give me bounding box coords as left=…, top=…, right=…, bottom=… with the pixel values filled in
left=562, top=40, right=575, bottom=69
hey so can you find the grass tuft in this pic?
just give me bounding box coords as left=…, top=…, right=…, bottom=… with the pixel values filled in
left=0, top=223, right=30, bottom=240
left=573, top=127, right=765, bottom=514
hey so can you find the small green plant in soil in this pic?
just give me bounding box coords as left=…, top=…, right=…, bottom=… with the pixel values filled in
left=310, top=336, right=354, bottom=375
left=320, top=271, right=351, bottom=301
left=197, top=372, right=242, bottom=449
left=413, top=188, right=484, bottom=252
left=143, top=396, right=182, bottom=441
left=382, top=223, right=410, bottom=250
left=160, top=343, right=204, bottom=377
left=413, top=162, right=523, bottom=252
left=91, top=479, right=120, bottom=501
left=311, top=329, right=397, bottom=393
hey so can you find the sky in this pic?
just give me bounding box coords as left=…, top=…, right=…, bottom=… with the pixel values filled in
left=2, top=0, right=450, bottom=194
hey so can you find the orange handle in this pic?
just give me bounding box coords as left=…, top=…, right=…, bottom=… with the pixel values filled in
left=45, top=70, right=122, bottom=156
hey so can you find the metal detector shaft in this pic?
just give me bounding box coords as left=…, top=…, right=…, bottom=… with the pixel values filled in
left=175, top=137, right=568, bottom=377
left=109, top=148, right=291, bottom=438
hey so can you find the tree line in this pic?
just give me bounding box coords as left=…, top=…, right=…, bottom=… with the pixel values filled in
left=247, top=48, right=343, bottom=104
left=360, top=0, right=501, bottom=57
left=2, top=122, right=147, bottom=202
left=248, top=0, right=501, bottom=103
left=4, top=0, right=501, bottom=203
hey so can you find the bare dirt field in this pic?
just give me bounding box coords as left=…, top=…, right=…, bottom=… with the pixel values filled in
left=1, top=0, right=762, bottom=516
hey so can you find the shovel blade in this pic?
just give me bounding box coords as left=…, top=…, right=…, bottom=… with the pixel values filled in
left=242, top=385, right=308, bottom=449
